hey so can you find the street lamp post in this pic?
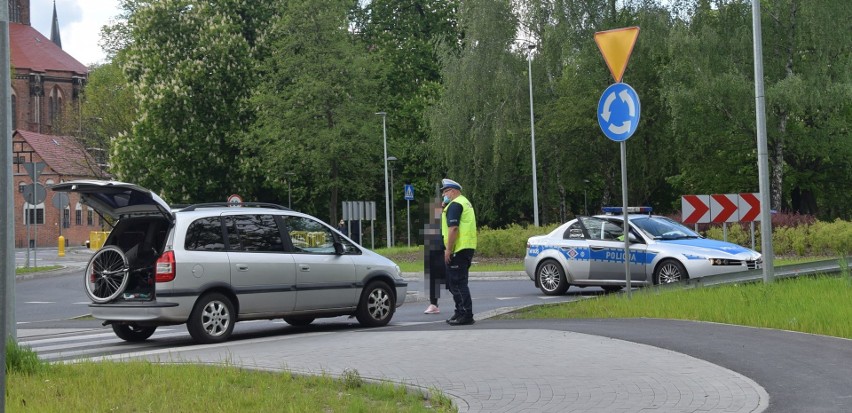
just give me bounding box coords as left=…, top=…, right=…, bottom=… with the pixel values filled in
left=387, top=156, right=397, bottom=247
left=527, top=44, right=540, bottom=226
left=376, top=112, right=392, bottom=247
left=284, top=172, right=295, bottom=209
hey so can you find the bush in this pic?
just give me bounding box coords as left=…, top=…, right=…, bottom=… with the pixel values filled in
left=701, top=219, right=851, bottom=257
left=476, top=223, right=560, bottom=258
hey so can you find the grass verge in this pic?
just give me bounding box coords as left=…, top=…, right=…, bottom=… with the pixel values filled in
left=498, top=273, right=852, bottom=339
left=15, top=265, right=62, bottom=275
left=6, top=341, right=455, bottom=412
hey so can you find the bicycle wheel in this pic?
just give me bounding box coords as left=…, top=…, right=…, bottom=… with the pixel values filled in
left=85, top=245, right=130, bottom=303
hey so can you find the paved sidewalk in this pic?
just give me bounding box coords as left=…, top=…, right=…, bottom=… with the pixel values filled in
left=102, top=326, right=768, bottom=413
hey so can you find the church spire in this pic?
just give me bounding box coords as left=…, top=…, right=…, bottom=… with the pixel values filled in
left=50, top=0, right=62, bottom=48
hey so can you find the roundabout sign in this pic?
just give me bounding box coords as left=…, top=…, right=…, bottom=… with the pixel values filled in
left=597, top=83, right=640, bottom=142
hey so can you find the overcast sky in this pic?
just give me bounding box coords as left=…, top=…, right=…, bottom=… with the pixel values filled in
left=29, top=0, right=121, bottom=66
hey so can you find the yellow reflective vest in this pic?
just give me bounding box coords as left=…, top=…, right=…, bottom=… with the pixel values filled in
left=442, top=195, right=477, bottom=253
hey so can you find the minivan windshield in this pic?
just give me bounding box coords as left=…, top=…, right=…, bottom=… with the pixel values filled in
left=630, top=216, right=700, bottom=240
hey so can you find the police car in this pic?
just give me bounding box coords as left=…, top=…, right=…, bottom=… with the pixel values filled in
left=524, top=207, right=762, bottom=295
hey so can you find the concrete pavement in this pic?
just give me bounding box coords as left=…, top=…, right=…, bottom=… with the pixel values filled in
left=101, top=322, right=770, bottom=413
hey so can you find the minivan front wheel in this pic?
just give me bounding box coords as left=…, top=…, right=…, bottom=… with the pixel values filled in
left=187, top=293, right=235, bottom=344
left=355, top=281, right=395, bottom=327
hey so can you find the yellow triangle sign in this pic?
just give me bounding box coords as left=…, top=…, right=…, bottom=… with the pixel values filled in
left=594, top=27, right=640, bottom=83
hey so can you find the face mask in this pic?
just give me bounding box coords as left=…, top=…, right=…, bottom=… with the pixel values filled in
left=442, top=195, right=451, bottom=204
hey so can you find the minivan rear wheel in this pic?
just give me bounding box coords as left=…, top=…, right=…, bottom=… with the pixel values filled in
left=187, top=292, right=235, bottom=344
left=112, top=324, right=157, bottom=342
left=355, top=281, right=395, bottom=327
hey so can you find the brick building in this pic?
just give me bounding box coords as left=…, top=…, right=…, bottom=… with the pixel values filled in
left=13, top=131, right=108, bottom=248
left=9, top=0, right=105, bottom=248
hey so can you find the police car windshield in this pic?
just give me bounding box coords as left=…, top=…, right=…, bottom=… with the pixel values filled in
left=631, top=217, right=700, bottom=240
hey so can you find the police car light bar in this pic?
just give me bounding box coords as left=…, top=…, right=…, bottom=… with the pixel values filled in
left=602, top=206, right=653, bottom=215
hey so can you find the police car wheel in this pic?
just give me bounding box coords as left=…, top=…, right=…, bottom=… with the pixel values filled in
left=654, top=260, right=687, bottom=284
left=537, top=260, right=569, bottom=295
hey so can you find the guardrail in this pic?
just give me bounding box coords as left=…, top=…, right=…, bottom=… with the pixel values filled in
left=673, top=256, right=850, bottom=289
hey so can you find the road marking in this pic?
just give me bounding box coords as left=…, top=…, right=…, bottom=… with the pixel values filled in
left=25, top=301, right=55, bottom=304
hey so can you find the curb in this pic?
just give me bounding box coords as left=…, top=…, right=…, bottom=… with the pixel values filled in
left=402, top=271, right=527, bottom=281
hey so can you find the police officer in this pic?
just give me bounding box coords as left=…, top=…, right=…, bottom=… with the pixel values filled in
left=440, top=178, right=477, bottom=326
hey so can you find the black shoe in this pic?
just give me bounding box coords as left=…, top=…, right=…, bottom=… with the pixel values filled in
left=446, top=314, right=460, bottom=324
left=447, top=316, right=475, bottom=326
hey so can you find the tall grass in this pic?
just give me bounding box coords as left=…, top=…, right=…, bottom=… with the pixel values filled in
left=6, top=360, right=455, bottom=412
left=505, top=275, right=852, bottom=339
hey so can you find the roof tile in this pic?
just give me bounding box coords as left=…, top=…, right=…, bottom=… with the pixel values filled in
left=15, top=130, right=106, bottom=177
left=10, top=22, right=88, bottom=74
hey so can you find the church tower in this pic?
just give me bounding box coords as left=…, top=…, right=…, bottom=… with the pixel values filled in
left=50, top=1, right=62, bottom=48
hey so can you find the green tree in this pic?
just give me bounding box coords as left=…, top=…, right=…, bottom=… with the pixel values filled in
left=527, top=1, right=678, bottom=220
left=663, top=0, right=851, bottom=218
left=77, top=59, right=136, bottom=178
left=356, top=0, right=460, bottom=233
left=427, top=0, right=532, bottom=227
left=110, top=0, right=275, bottom=203
left=246, top=0, right=380, bottom=224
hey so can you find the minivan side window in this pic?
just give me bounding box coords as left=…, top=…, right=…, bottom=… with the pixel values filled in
left=185, top=217, right=225, bottom=251
left=225, top=215, right=285, bottom=252
left=282, top=216, right=335, bottom=254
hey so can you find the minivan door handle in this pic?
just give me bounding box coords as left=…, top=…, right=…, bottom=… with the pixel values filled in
left=299, top=265, right=310, bottom=272
left=236, top=264, right=249, bottom=271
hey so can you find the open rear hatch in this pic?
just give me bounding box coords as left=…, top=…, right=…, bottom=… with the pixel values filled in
left=51, top=180, right=173, bottom=303
left=50, top=180, right=173, bottom=222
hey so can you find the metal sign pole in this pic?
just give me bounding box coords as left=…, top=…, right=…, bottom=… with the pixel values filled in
left=407, top=199, right=410, bottom=247
left=2, top=6, right=15, bottom=407
left=32, top=167, right=37, bottom=267
left=621, top=141, right=631, bottom=298
left=752, top=0, right=774, bottom=282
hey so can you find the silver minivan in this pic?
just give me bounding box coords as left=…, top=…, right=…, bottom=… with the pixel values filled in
left=52, top=180, right=407, bottom=344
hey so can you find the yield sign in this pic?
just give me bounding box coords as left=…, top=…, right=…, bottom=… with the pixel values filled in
left=710, top=194, right=739, bottom=223
left=738, top=193, right=762, bottom=222
left=682, top=195, right=710, bottom=224
left=594, top=26, right=640, bottom=83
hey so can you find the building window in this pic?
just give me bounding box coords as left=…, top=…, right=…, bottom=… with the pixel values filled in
left=87, top=208, right=94, bottom=226
left=63, top=207, right=71, bottom=228
left=23, top=202, right=45, bottom=225
left=75, top=203, right=83, bottom=225
left=49, top=88, right=64, bottom=128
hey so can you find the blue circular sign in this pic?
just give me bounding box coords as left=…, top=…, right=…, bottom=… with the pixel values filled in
left=597, top=83, right=641, bottom=142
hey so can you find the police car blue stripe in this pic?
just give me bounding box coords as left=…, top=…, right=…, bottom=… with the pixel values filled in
left=529, top=245, right=657, bottom=264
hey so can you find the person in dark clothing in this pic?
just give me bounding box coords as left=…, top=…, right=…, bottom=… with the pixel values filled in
left=423, top=201, right=446, bottom=314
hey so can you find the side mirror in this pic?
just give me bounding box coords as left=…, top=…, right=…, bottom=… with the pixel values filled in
left=333, top=241, right=345, bottom=255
